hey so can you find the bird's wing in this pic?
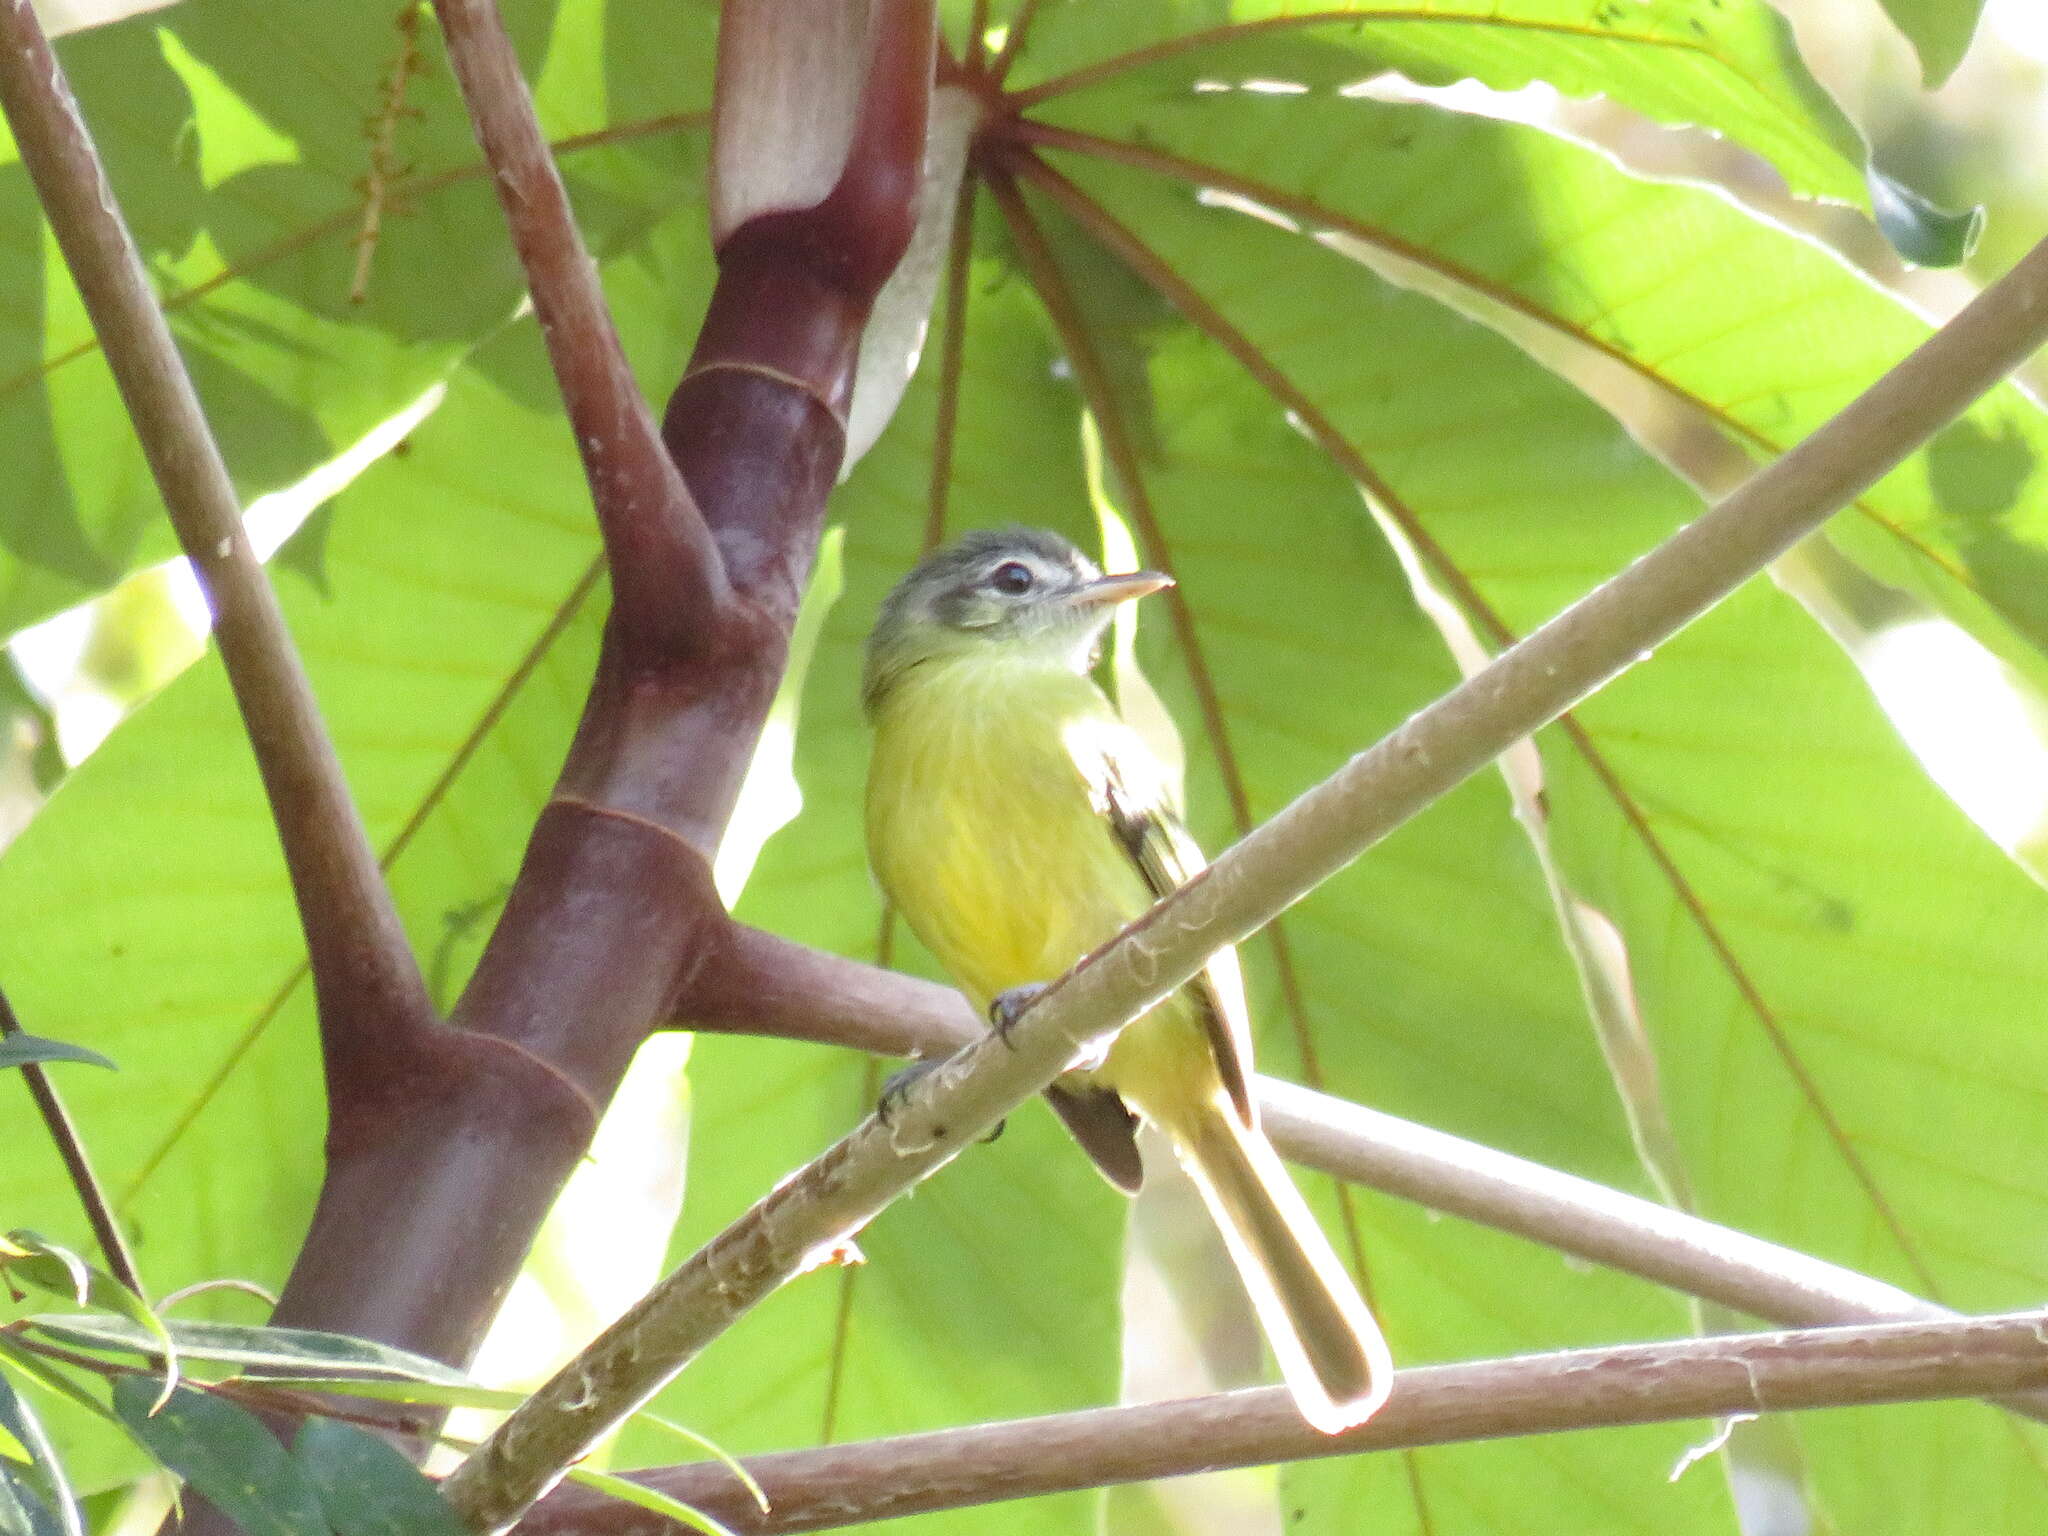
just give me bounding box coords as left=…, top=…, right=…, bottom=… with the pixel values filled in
left=1044, top=1082, right=1145, bottom=1193
left=1100, top=760, right=1258, bottom=1127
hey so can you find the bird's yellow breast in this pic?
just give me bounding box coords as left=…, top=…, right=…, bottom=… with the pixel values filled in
left=866, top=660, right=1154, bottom=1009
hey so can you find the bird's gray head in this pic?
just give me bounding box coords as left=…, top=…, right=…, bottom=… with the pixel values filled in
left=862, top=527, right=1170, bottom=713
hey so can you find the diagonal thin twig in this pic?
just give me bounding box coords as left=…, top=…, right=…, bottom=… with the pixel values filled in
left=984, top=0, right=1046, bottom=85
left=922, top=170, right=980, bottom=551
left=521, top=1310, right=2048, bottom=1534
left=430, top=0, right=730, bottom=653
left=0, top=984, right=142, bottom=1298
left=0, top=0, right=435, bottom=1085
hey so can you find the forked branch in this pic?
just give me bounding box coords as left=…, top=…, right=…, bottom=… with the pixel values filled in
left=432, top=0, right=730, bottom=652
left=252, top=0, right=941, bottom=1479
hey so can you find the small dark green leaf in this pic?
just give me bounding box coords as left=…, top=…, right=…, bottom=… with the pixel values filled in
left=111, top=1380, right=328, bottom=1536
left=292, top=1420, right=464, bottom=1536
left=0, top=1375, right=78, bottom=1536
left=1869, top=164, right=1984, bottom=268
left=0, top=1461, right=63, bottom=1536
left=0, top=1037, right=115, bottom=1075
left=25, top=1318, right=467, bottom=1386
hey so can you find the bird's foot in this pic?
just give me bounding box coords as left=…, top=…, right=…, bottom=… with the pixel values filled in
left=876, top=1058, right=938, bottom=1127
left=875, top=1057, right=1004, bottom=1144
left=988, top=983, right=1049, bottom=1049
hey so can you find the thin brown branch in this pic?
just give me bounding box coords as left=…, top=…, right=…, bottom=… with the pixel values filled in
left=922, top=171, right=979, bottom=550
left=0, top=984, right=142, bottom=1298
left=964, top=0, right=992, bottom=77
left=690, top=926, right=978, bottom=1058
left=1007, top=144, right=1943, bottom=1297
left=0, top=0, right=436, bottom=1090
left=430, top=0, right=731, bottom=654
left=985, top=0, right=1046, bottom=86
left=521, top=1311, right=2048, bottom=1534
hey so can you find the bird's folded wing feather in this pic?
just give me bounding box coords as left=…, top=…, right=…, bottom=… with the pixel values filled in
left=1100, top=762, right=1258, bottom=1127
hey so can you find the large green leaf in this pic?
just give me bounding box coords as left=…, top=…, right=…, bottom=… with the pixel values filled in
left=111, top=1380, right=327, bottom=1536
left=1005, top=0, right=1865, bottom=205
left=0, top=320, right=624, bottom=1485
left=5, top=2, right=2041, bottom=1529
left=1036, top=136, right=2048, bottom=1530
left=1030, top=71, right=2048, bottom=696
left=292, top=1419, right=465, bottom=1536
left=0, top=139, right=716, bottom=1495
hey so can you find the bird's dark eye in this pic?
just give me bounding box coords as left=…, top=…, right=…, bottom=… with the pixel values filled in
left=989, top=561, right=1035, bottom=595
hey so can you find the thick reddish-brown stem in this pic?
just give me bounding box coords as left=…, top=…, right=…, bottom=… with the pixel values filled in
left=254, top=0, right=934, bottom=1420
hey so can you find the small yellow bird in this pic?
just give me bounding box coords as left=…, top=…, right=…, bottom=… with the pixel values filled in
left=863, top=526, right=1392, bottom=1433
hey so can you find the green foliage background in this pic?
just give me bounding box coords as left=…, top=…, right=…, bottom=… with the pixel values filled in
left=3, top=0, right=2043, bottom=1531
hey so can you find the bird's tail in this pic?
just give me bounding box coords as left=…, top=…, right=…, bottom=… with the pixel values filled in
left=1173, top=1100, right=1394, bottom=1433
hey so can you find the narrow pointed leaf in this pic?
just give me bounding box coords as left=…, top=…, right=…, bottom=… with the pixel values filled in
left=0, top=1038, right=114, bottom=1074
left=23, top=1317, right=470, bottom=1386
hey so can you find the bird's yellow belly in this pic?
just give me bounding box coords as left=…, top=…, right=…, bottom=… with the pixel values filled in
left=869, top=724, right=1145, bottom=1008
left=866, top=675, right=1222, bottom=1126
